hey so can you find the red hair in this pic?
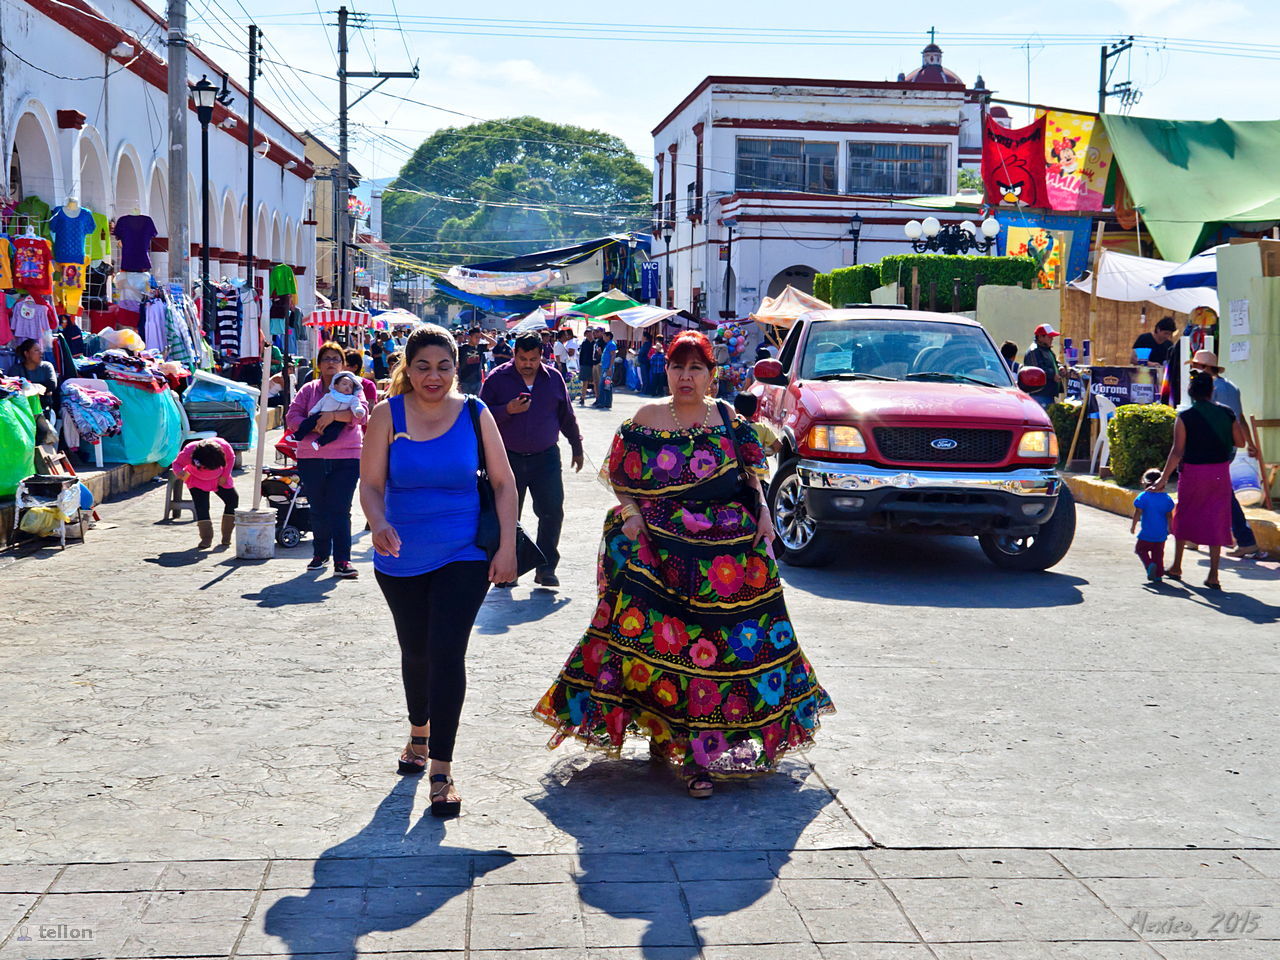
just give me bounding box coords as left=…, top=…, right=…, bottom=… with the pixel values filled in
left=666, top=331, right=715, bottom=367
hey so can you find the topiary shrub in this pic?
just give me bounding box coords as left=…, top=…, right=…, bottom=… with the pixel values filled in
left=828, top=264, right=881, bottom=305
left=1107, top=403, right=1175, bottom=487
left=1047, top=401, right=1089, bottom=464
left=813, top=272, right=832, bottom=306
left=879, top=254, right=1037, bottom=312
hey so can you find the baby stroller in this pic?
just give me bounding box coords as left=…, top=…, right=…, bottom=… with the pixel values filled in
left=261, top=467, right=311, bottom=548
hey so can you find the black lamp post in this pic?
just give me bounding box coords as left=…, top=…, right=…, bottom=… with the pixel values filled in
left=721, top=216, right=737, bottom=318
left=849, top=213, right=864, bottom=264
left=191, top=75, right=217, bottom=334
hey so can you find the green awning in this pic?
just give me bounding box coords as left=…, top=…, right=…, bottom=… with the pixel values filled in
left=574, top=288, right=642, bottom=317
left=1101, top=114, right=1280, bottom=261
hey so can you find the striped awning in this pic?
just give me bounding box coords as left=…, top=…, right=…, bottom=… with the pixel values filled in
left=304, top=309, right=372, bottom=327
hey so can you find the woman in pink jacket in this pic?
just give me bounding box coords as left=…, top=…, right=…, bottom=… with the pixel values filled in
left=286, top=341, right=369, bottom=578
left=172, top=436, right=238, bottom=549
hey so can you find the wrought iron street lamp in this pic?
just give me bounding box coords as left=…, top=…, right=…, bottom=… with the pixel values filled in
left=721, top=216, right=737, bottom=318
left=191, top=75, right=217, bottom=331
left=904, top=216, right=1000, bottom=254
left=849, top=213, right=863, bottom=264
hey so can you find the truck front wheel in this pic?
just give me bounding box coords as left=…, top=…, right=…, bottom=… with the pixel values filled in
left=768, top=460, right=834, bottom=567
left=979, top=485, right=1076, bottom=571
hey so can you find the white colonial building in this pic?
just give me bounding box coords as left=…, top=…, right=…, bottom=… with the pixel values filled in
left=651, top=44, right=1008, bottom=320
left=1, top=0, right=316, bottom=307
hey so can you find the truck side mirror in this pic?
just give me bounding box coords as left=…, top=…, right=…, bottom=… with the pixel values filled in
left=754, top=358, right=785, bottom=383
left=1018, top=366, right=1047, bottom=392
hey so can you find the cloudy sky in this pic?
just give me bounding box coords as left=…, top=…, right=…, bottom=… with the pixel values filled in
left=172, top=0, right=1279, bottom=182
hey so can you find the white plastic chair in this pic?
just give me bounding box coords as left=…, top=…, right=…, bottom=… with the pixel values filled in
left=1090, top=394, right=1119, bottom=474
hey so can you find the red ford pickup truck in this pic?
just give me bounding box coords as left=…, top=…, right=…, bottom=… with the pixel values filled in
left=751, top=307, right=1074, bottom=571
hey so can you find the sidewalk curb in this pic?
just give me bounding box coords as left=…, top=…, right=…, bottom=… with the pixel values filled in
left=1065, top=473, right=1280, bottom=555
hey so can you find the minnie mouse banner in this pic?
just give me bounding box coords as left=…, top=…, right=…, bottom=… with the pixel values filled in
left=1036, top=110, right=1112, bottom=212
left=982, top=115, right=1047, bottom=209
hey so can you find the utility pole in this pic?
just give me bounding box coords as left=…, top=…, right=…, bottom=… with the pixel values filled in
left=246, top=25, right=259, bottom=292
left=1097, top=37, right=1135, bottom=114
left=166, top=0, right=189, bottom=286
left=335, top=5, right=417, bottom=308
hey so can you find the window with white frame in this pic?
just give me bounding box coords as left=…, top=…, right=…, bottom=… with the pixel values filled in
left=847, top=142, right=948, bottom=195
left=736, top=138, right=838, bottom=193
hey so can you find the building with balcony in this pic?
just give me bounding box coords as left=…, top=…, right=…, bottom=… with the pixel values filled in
left=651, top=44, right=996, bottom=320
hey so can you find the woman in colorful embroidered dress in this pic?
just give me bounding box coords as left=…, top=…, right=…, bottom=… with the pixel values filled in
left=534, top=332, right=833, bottom=798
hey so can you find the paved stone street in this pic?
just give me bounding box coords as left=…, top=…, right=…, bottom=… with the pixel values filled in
left=2, top=390, right=1279, bottom=959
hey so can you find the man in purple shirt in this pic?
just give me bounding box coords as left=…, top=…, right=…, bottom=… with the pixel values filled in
left=480, top=332, right=584, bottom=588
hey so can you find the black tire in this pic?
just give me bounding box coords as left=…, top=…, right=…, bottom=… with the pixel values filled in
left=277, top=525, right=302, bottom=548
left=979, top=484, right=1076, bottom=571
left=767, top=459, right=834, bottom=567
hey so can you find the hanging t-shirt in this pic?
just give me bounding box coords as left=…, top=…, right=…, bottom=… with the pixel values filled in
left=115, top=271, right=151, bottom=309
left=113, top=215, right=158, bottom=272
left=49, top=206, right=97, bottom=265
left=11, top=298, right=54, bottom=342
left=268, top=263, right=297, bottom=297
left=13, top=196, right=52, bottom=241
left=12, top=237, right=53, bottom=295
left=0, top=237, right=13, bottom=289
left=87, top=212, right=112, bottom=262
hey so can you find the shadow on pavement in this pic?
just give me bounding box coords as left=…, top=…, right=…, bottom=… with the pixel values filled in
left=261, top=777, right=514, bottom=959
left=474, top=587, right=572, bottom=635
left=530, top=753, right=835, bottom=959
left=782, top=531, right=1087, bottom=609
left=242, top=569, right=341, bottom=607
left=143, top=547, right=207, bottom=568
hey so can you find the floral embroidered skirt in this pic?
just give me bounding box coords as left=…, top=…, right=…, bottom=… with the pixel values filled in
left=533, top=494, right=835, bottom=778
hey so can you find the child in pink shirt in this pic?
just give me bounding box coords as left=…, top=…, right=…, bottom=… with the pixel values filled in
left=171, top=437, right=238, bottom=549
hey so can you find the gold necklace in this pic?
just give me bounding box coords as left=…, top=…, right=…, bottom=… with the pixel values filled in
left=669, top=396, right=711, bottom=431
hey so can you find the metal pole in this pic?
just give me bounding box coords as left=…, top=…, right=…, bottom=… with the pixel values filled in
left=166, top=0, right=190, bottom=288
left=336, top=5, right=350, bottom=309
left=246, top=25, right=258, bottom=291
left=1097, top=44, right=1108, bottom=114
left=723, top=226, right=734, bottom=318
left=200, top=119, right=212, bottom=342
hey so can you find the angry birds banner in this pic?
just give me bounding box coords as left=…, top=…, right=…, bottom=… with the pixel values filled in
left=981, top=115, right=1047, bottom=209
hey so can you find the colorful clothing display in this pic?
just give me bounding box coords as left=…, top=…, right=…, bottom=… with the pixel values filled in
left=54, top=261, right=87, bottom=316
left=113, top=215, right=158, bottom=272
left=0, top=237, right=13, bottom=288
left=13, top=196, right=52, bottom=241
left=11, top=298, right=55, bottom=343
left=87, top=212, right=112, bottom=262
left=12, top=237, right=53, bottom=295
left=533, top=414, right=834, bottom=777
left=268, top=263, right=297, bottom=297
left=49, top=206, right=97, bottom=264
left=60, top=381, right=123, bottom=442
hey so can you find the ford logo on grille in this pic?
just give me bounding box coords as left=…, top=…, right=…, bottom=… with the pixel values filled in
left=930, top=437, right=959, bottom=450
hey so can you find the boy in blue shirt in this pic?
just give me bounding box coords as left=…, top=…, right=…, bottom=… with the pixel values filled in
left=1131, top=468, right=1176, bottom=581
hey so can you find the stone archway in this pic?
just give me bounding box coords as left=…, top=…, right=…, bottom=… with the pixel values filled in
left=114, top=149, right=144, bottom=218
left=767, top=264, right=817, bottom=298
left=220, top=193, right=238, bottom=279
left=148, top=165, right=170, bottom=279
left=74, top=129, right=110, bottom=214
left=9, top=108, right=61, bottom=203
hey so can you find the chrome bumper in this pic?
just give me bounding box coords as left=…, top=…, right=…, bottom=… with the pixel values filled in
left=796, top=459, right=1061, bottom=497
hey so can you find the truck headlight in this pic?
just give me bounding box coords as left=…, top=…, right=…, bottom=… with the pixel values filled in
left=1017, top=430, right=1059, bottom=458
left=808, top=424, right=867, bottom=454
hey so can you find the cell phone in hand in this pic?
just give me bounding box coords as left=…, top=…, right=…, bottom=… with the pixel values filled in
left=518, top=393, right=532, bottom=403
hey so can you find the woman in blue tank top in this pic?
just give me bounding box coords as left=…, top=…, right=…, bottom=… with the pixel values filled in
left=360, top=324, right=518, bottom=816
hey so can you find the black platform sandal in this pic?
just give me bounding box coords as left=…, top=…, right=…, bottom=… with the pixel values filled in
left=397, top=736, right=427, bottom=775
left=429, top=774, right=461, bottom=818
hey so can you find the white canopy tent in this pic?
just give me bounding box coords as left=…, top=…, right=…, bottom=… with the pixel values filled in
left=750, top=285, right=832, bottom=328
left=1067, top=250, right=1217, bottom=314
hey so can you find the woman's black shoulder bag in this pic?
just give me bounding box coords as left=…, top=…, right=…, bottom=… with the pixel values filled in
left=467, top=397, right=546, bottom=576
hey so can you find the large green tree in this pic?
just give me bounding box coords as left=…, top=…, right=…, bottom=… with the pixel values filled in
left=382, top=117, right=650, bottom=268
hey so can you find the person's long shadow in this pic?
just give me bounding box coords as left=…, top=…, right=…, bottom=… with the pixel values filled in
left=530, top=752, right=838, bottom=959
left=473, top=588, right=571, bottom=635
left=261, top=777, right=514, bottom=958
left=242, top=570, right=341, bottom=607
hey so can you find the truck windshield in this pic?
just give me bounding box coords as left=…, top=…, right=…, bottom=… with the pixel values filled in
left=798, top=318, right=1013, bottom=387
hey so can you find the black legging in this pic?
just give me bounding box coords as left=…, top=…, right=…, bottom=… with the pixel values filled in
left=375, top=560, right=490, bottom=762
left=189, top=486, right=239, bottom=521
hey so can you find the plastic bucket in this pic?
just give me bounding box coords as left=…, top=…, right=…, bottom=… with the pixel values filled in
left=234, top=509, right=276, bottom=559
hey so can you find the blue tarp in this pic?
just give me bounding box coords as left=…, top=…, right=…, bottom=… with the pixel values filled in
left=100, top=383, right=182, bottom=467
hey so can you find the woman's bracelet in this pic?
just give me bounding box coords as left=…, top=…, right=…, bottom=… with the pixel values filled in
left=620, top=503, right=642, bottom=521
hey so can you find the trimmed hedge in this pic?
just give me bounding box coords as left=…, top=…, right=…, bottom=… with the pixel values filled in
left=879, top=254, right=1038, bottom=312
left=1107, top=403, right=1176, bottom=487
left=818, top=264, right=881, bottom=306
left=813, top=272, right=832, bottom=306
left=1047, top=401, right=1090, bottom=465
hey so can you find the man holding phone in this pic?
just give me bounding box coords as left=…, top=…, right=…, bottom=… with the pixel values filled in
left=480, top=331, right=584, bottom=588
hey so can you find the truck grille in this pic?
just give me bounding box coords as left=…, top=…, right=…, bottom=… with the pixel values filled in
left=872, top=427, right=1013, bottom=464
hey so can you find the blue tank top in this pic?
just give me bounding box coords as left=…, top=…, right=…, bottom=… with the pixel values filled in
left=373, top=395, right=487, bottom=577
